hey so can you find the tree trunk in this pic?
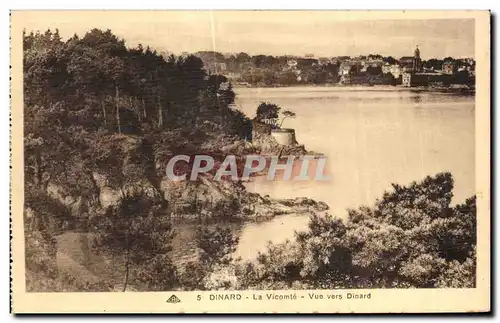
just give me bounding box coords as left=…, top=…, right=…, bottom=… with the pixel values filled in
left=135, top=97, right=141, bottom=123
left=165, top=100, right=170, bottom=126
left=116, top=86, right=121, bottom=134
left=123, top=232, right=130, bottom=292
left=102, top=101, right=107, bottom=126
left=123, top=249, right=130, bottom=292
left=34, top=150, right=42, bottom=187
left=157, top=95, right=163, bottom=128
left=279, top=116, right=288, bottom=128
left=88, top=173, right=101, bottom=207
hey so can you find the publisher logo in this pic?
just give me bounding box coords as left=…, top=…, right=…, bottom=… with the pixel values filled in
left=166, top=295, right=181, bottom=304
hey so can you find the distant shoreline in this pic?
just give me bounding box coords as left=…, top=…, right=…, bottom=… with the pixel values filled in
left=233, top=83, right=475, bottom=95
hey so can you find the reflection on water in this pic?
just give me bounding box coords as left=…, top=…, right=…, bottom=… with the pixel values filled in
left=174, top=86, right=476, bottom=262
left=171, top=214, right=313, bottom=262
left=410, top=95, right=422, bottom=104
left=234, top=213, right=311, bottom=260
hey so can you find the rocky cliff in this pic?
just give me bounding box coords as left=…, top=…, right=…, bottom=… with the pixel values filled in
left=26, top=133, right=328, bottom=231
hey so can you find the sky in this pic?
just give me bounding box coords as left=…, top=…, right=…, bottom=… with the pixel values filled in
left=18, top=11, right=475, bottom=59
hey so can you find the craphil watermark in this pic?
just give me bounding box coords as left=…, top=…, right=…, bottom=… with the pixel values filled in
left=166, top=155, right=332, bottom=182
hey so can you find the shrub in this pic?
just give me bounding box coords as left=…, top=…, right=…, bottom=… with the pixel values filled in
left=236, top=172, right=476, bottom=289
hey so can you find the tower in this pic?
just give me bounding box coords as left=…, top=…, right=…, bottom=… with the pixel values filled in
left=413, top=45, right=422, bottom=72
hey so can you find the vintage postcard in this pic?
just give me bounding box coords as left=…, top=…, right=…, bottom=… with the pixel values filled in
left=10, top=10, right=490, bottom=313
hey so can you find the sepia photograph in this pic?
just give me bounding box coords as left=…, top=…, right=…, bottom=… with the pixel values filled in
left=10, top=10, right=490, bottom=313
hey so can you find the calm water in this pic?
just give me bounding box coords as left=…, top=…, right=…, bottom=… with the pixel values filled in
left=171, top=86, right=475, bottom=262
left=230, top=86, right=475, bottom=260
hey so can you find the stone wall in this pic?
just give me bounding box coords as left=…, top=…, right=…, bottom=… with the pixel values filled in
left=271, top=128, right=297, bottom=146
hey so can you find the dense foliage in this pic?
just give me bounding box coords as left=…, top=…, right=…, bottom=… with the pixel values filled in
left=194, top=51, right=475, bottom=86
left=92, top=194, right=176, bottom=291
left=23, top=29, right=476, bottom=292
left=178, top=226, right=240, bottom=290
left=23, top=28, right=249, bottom=291
left=23, top=28, right=249, bottom=194
left=255, top=102, right=281, bottom=123
left=254, top=102, right=296, bottom=129
left=235, top=172, right=476, bottom=289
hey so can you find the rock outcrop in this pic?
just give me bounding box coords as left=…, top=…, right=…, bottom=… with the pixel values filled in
left=32, top=128, right=329, bottom=229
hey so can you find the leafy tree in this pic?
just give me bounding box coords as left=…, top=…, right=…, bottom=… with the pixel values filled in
left=279, top=110, right=296, bottom=128
left=23, top=27, right=252, bottom=293
left=197, top=226, right=239, bottom=266
left=366, top=65, right=382, bottom=76
left=302, top=67, right=328, bottom=84
left=255, top=102, right=281, bottom=125
left=436, top=247, right=476, bottom=288
left=236, top=173, right=476, bottom=289
left=24, top=193, right=112, bottom=292
left=92, top=193, right=176, bottom=291
left=382, top=72, right=397, bottom=85
left=195, top=51, right=225, bottom=65
left=251, top=55, right=277, bottom=69
left=383, top=56, right=397, bottom=65
left=23, top=28, right=244, bottom=191
left=423, top=58, right=445, bottom=70
left=235, top=52, right=251, bottom=65
left=276, top=70, right=299, bottom=85
left=235, top=240, right=307, bottom=290
left=179, top=226, right=239, bottom=290
left=25, top=230, right=58, bottom=276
